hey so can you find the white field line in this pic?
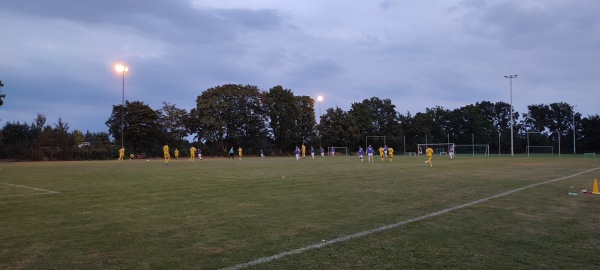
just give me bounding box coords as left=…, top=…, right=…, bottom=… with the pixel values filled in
left=220, top=167, right=600, bottom=270
left=0, top=182, right=60, bottom=197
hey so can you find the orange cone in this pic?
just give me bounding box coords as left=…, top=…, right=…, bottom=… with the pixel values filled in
left=593, top=179, right=600, bottom=195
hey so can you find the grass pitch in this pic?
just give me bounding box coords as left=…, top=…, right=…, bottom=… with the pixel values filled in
left=1, top=155, right=599, bottom=269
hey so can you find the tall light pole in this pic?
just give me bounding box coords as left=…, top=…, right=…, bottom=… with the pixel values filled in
left=317, top=95, right=323, bottom=149
left=115, top=64, right=128, bottom=148
left=504, top=75, right=517, bottom=157
left=572, top=105, right=577, bottom=154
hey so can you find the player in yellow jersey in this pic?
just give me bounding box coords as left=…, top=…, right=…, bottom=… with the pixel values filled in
left=189, top=146, right=196, bottom=162
left=174, top=148, right=179, bottom=160
left=118, top=146, right=125, bottom=162
left=238, top=147, right=243, bottom=160
left=379, top=146, right=385, bottom=162
left=388, top=147, right=394, bottom=163
left=425, top=146, right=434, bottom=167
left=163, top=143, right=170, bottom=165
left=301, top=144, right=306, bottom=159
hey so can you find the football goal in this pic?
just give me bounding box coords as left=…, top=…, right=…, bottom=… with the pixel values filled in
left=327, top=146, right=349, bottom=157
left=417, top=143, right=455, bottom=157
left=365, top=136, right=386, bottom=150
left=454, top=144, right=490, bottom=157
left=527, top=131, right=557, bottom=157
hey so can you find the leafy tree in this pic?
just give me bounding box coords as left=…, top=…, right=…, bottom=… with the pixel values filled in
left=320, top=107, right=359, bottom=148
left=580, top=114, right=600, bottom=153
left=263, top=86, right=299, bottom=155
left=349, top=97, right=402, bottom=148
left=83, top=130, right=111, bottom=144
left=295, top=95, right=317, bottom=145
left=349, top=101, right=378, bottom=145
left=53, top=118, right=71, bottom=149
left=30, top=113, right=47, bottom=147
left=523, top=102, right=574, bottom=140
left=409, top=106, right=450, bottom=144
left=453, top=104, right=496, bottom=144
left=159, top=101, right=189, bottom=146
left=523, top=104, right=552, bottom=133
left=474, top=101, right=515, bottom=153
left=189, top=84, right=267, bottom=155
left=106, top=101, right=161, bottom=153
left=1, top=121, right=32, bottom=159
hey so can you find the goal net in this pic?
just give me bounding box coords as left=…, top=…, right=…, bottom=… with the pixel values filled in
left=527, top=131, right=557, bottom=157
left=327, top=146, right=349, bottom=156
left=417, top=143, right=454, bottom=157
left=454, top=144, right=490, bottom=157
left=526, top=146, right=554, bottom=155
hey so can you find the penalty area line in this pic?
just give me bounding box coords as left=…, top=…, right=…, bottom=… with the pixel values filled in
left=0, top=182, right=60, bottom=196
left=220, top=166, right=600, bottom=270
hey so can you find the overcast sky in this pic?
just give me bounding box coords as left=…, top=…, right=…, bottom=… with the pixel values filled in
left=1, top=0, right=599, bottom=135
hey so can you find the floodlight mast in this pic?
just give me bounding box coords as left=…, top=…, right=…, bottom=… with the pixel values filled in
left=115, top=64, right=128, bottom=148
left=572, top=105, right=577, bottom=154
left=504, top=75, right=517, bottom=157
left=317, top=95, right=323, bottom=148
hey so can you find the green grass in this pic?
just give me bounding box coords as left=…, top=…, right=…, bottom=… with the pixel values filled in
left=1, top=155, right=599, bottom=269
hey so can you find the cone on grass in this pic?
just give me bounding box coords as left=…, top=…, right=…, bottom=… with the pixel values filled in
left=592, top=179, right=600, bottom=195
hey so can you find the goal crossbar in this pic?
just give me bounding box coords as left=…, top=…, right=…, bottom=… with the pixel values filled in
left=327, top=146, right=349, bottom=156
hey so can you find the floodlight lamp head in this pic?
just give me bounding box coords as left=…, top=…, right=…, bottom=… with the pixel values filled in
left=115, top=64, right=128, bottom=73
left=317, top=96, right=323, bottom=102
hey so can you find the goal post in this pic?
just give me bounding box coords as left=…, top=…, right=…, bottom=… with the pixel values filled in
left=327, top=146, right=349, bottom=157
left=527, top=131, right=558, bottom=157
left=417, top=143, right=455, bottom=157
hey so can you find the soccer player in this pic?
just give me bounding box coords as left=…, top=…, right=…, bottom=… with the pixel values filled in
left=320, top=146, right=325, bottom=157
left=118, top=146, right=125, bottom=162
left=425, top=146, right=434, bottom=167
left=418, top=146, right=423, bottom=156
left=174, top=148, right=179, bottom=160
left=379, top=146, right=385, bottom=162
left=449, top=144, right=454, bottom=160
left=260, top=149, right=264, bottom=158
left=310, top=146, right=315, bottom=159
left=367, top=145, right=374, bottom=162
left=331, top=146, right=335, bottom=157
left=238, top=147, right=243, bottom=160
left=301, top=144, right=306, bottom=159
left=388, top=146, right=394, bottom=163
left=295, top=146, right=301, bottom=161
left=198, top=148, right=202, bottom=160
left=163, top=143, right=170, bottom=165
left=189, top=146, right=196, bottom=162
left=358, top=146, right=364, bottom=163
left=229, top=147, right=234, bottom=159
left=384, top=145, right=388, bottom=158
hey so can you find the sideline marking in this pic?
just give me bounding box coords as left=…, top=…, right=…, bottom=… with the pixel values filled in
left=0, top=182, right=60, bottom=197
left=220, top=167, right=600, bottom=270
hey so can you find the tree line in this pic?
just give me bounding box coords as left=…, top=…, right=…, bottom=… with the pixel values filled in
left=1, top=83, right=599, bottom=160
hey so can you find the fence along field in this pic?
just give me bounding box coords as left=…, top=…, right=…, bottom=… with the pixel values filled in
left=1, top=156, right=599, bottom=269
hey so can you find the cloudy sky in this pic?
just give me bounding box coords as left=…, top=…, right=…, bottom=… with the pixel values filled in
left=1, top=0, right=599, bottom=135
